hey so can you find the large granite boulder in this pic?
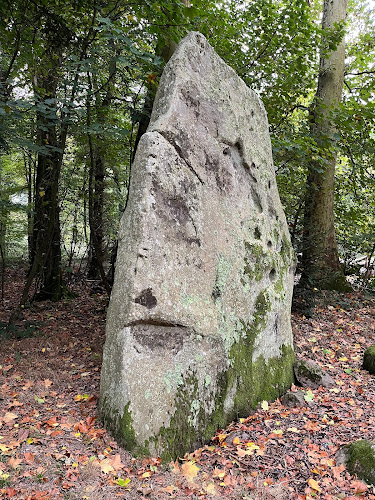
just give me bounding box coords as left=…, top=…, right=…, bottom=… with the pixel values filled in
left=99, top=32, right=295, bottom=461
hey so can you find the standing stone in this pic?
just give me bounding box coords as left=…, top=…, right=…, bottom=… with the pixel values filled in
left=99, top=32, right=295, bottom=461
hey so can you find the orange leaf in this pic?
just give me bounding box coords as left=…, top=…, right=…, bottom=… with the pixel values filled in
left=163, top=485, right=177, bottom=493
left=109, top=454, right=124, bottom=471
left=212, top=468, right=226, bottom=478
left=3, top=412, right=18, bottom=423
left=43, top=379, right=52, bottom=388
left=24, top=452, right=35, bottom=464
left=307, top=478, right=321, bottom=492
left=8, top=457, right=22, bottom=469
left=236, top=447, right=251, bottom=458
left=22, top=380, right=34, bottom=391
left=170, top=461, right=180, bottom=474
left=5, top=488, right=17, bottom=498
left=217, top=433, right=227, bottom=444
left=181, top=461, right=199, bottom=482
left=350, top=480, right=368, bottom=494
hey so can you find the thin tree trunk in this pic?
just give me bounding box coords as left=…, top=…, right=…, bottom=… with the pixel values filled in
left=86, top=77, right=112, bottom=294
left=31, top=73, right=64, bottom=301
left=300, top=0, right=351, bottom=292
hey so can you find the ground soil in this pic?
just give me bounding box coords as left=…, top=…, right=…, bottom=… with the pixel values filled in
left=0, top=266, right=374, bottom=499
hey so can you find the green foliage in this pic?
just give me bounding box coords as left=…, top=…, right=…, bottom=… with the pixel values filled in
left=0, top=0, right=374, bottom=291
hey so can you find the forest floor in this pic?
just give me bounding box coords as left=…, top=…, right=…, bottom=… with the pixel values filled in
left=0, top=266, right=375, bottom=500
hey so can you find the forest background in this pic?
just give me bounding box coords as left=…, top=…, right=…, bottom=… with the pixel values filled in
left=0, top=0, right=374, bottom=307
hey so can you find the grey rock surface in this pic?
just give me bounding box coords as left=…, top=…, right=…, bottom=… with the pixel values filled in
left=99, top=32, right=295, bottom=460
left=294, top=358, right=335, bottom=389
left=281, top=390, right=309, bottom=407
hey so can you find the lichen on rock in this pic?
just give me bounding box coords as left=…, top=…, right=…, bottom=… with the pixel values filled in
left=99, top=32, right=295, bottom=460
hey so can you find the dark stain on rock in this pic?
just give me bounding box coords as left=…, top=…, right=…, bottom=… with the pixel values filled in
left=166, top=196, right=189, bottom=224
left=185, top=237, right=201, bottom=247
left=250, top=186, right=263, bottom=212
left=180, top=87, right=200, bottom=118
left=205, top=150, right=233, bottom=193
left=131, top=323, right=186, bottom=354
left=134, top=288, right=157, bottom=309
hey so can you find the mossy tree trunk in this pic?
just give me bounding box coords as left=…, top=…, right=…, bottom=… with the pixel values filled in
left=301, top=0, right=351, bottom=292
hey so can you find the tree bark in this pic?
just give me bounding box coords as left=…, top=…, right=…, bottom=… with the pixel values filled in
left=300, top=0, right=351, bottom=292
left=86, top=59, right=115, bottom=295
left=30, top=56, right=65, bottom=301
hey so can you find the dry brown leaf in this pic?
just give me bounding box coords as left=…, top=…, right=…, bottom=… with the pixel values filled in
left=99, top=458, right=114, bottom=474
left=3, top=412, right=18, bottom=423
left=8, top=457, right=22, bottom=469
left=109, top=453, right=124, bottom=471
left=24, top=452, right=35, bottom=464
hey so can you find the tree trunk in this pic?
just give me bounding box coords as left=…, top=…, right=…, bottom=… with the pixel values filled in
left=86, top=63, right=114, bottom=292
left=300, top=0, right=351, bottom=292
left=32, top=107, right=64, bottom=301
left=87, top=147, right=105, bottom=280
left=30, top=49, right=65, bottom=301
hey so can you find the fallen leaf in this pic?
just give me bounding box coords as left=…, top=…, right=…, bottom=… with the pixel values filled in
left=3, top=413, right=18, bottom=423
left=99, top=458, right=114, bottom=474
left=109, top=453, right=124, bottom=471
left=8, top=457, right=22, bottom=469
left=350, top=480, right=368, bottom=494
left=24, top=452, right=35, bottom=464
left=181, top=461, right=199, bottom=482
left=304, top=391, right=314, bottom=402
left=261, top=400, right=269, bottom=411
left=206, top=482, right=216, bottom=495
left=163, top=485, right=177, bottom=493
left=116, top=477, right=131, bottom=488
left=307, top=478, right=321, bottom=492
left=5, top=488, right=17, bottom=498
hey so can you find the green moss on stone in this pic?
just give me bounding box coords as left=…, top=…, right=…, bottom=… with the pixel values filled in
left=151, top=288, right=294, bottom=462
left=243, top=242, right=265, bottom=283
left=154, top=372, right=202, bottom=462
left=118, top=402, right=138, bottom=452
left=344, top=440, right=375, bottom=485
left=363, top=345, right=375, bottom=375
left=100, top=399, right=150, bottom=457
left=223, top=290, right=294, bottom=418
